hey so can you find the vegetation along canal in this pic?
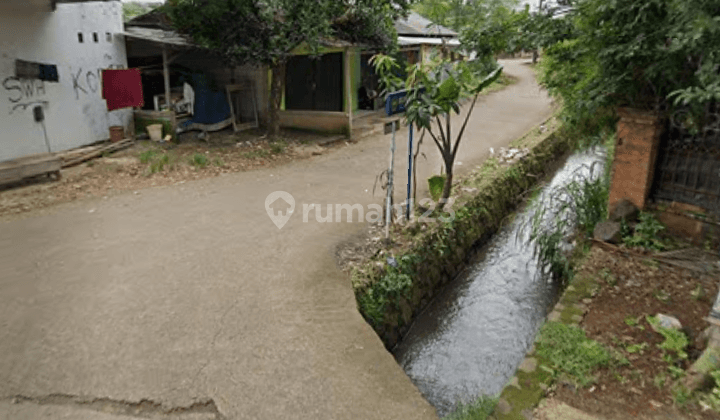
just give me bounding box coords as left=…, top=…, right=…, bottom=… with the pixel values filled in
left=394, top=148, right=607, bottom=416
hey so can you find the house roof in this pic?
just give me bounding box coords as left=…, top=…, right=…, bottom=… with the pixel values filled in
left=125, top=9, right=361, bottom=50
left=123, top=26, right=194, bottom=48
left=398, top=36, right=461, bottom=47
left=394, top=11, right=457, bottom=38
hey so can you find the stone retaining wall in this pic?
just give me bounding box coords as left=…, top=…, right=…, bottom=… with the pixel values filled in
left=354, top=120, right=574, bottom=349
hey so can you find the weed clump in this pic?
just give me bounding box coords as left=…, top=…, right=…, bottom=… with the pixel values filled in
left=536, top=322, right=612, bottom=387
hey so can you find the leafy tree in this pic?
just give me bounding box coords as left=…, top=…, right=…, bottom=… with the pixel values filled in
left=539, top=0, right=720, bottom=125
left=123, top=2, right=154, bottom=22
left=372, top=55, right=502, bottom=202
left=166, top=0, right=410, bottom=136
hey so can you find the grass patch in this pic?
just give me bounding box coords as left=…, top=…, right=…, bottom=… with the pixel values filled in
left=190, top=153, right=209, bottom=168
left=270, top=139, right=288, bottom=154
left=139, top=149, right=160, bottom=164
left=242, top=149, right=271, bottom=159
left=138, top=149, right=178, bottom=175
left=148, top=153, right=171, bottom=174
left=536, top=322, right=612, bottom=387
left=444, top=396, right=498, bottom=420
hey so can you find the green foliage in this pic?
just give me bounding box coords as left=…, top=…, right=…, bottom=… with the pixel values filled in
left=624, top=316, right=640, bottom=327
left=700, top=370, right=720, bottom=412
left=671, top=383, right=691, bottom=407
left=372, top=54, right=502, bottom=200
left=528, top=158, right=609, bottom=282
left=190, top=153, right=209, bottom=168
left=357, top=254, right=420, bottom=326
left=244, top=149, right=270, bottom=159
left=122, top=2, right=159, bottom=23
left=270, top=140, right=288, bottom=154
left=622, top=212, right=667, bottom=251
left=443, top=395, right=498, bottom=420
left=626, top=342, right=648, bottom=354
left=428, top=175, right=446, bottom=202
left=564, top=169, right=609, bottom=237
left=646, top=315, right=689, bottom=361
left=539, top=0, right=720, bottom=124
left=167, top=0, right=409, bottom=67
left=149, top=153, right=172, bottom=174
left=538, top=38, right=603, bottom=125
left=139, top=149, right=159, bottom=164
left=536, top=322, right=612, bottom=387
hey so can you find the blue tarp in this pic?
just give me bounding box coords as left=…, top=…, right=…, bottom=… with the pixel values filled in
left=180, top=73, right=231, bottom=128
left=190, top=89, right=231, bottom=125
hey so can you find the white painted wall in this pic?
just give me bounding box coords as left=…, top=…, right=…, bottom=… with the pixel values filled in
left=0, top=0, right=131, bottom=162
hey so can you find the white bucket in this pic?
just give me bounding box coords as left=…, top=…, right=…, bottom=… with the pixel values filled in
left=147, top=124, right=163, bottom=142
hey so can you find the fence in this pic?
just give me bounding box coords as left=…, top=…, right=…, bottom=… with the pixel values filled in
left=652, top=103, right=720, bottom=217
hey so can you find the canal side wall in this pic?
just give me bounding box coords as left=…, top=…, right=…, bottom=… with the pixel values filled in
left=354, top=118, right=574, bottom=349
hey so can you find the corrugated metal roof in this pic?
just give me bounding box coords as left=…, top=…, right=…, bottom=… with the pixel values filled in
left=394, top=11, right=457, bottom=37
left=123, top=26, right=194, bottom=47
left=398, top=36, right=461, bottom=47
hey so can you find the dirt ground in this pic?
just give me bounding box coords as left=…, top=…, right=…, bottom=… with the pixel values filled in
left=0, top=128, right=340, bottom=219
left=543, top=245, right=720, bottom=420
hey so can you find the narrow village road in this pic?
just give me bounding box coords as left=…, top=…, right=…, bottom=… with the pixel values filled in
left=0, top=59, right=552, bottom=420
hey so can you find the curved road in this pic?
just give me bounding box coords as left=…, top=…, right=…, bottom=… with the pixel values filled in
left=0, top=59, right=552, bottom=419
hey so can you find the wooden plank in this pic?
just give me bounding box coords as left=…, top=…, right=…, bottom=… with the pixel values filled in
left=0, top=154, right=61, bottom=185
left=61, top=139, right=134, bottom=168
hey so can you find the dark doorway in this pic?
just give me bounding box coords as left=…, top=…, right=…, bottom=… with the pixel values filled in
left=285, top=53, right=343, bottom=112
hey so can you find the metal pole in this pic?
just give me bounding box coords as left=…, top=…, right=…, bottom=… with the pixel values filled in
left=385, top=120, right=396, bottom=238
left=407, top=123, right=413, bottom=220
left=162, top=46, right=171, bottom=111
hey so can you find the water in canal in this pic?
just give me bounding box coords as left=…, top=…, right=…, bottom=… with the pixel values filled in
left=394, top=148, right=607, bottom=417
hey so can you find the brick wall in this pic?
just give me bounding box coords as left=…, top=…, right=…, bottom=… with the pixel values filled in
left=608, top=108, right=663, bottom=213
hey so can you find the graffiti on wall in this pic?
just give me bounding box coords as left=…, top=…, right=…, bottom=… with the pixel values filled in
left=2, top=77, right=48, bottom=114
left=2, top=62, right=126, bottom=114
left=70, top=64, right=125, bottom=100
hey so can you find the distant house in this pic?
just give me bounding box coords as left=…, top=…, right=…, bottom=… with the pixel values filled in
left=0, top=0, right=132, bottom=163
left=124, top=9, right=361, bottom=137
left=355, top=12, right=461, bottom=114
left=395, top=11, right=461, bottom=64
left=122, top=9, right=460, bottom=139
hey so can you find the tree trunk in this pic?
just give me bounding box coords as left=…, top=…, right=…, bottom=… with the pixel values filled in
left=532, top=50, right=539, bottom=64
left=441, top=159, right=453, bottom=203
left=269, top=60, right=286, bottom=138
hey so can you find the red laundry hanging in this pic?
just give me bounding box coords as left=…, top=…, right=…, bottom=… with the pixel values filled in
left=102, top=68, right=144, bottom=111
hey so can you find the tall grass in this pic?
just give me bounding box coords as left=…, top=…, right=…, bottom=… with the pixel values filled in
left=525, top=147, right=611, bottom=281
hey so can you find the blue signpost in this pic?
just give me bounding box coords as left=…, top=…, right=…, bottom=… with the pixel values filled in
left=385, top=90, right=413, bottom=221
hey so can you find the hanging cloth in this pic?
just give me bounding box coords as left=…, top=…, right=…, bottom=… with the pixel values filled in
left=102, top=68, right=144, bottom=111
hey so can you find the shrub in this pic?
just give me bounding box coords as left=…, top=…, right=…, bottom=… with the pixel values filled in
left=356, top=254, right=420, bottom=327
left=428, top=175, right=446, bottom=202
left=622, top=213, right=667, bottom=251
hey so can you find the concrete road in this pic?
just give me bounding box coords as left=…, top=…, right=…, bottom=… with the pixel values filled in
left=0, top=59, right=552, bottom=420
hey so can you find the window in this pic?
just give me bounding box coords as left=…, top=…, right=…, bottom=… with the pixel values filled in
left=106, top=32, right=112, bottom=42
left=15, top=59, right=59, bottom=82
left=78, top=33, right=84, bottom=43
left=93, top=32, right=99, bottom=43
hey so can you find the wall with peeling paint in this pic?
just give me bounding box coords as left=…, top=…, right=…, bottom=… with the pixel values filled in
left=0, top=0, right=131, bottom=162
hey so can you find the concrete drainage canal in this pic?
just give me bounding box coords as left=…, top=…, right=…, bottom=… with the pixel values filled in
left=393, top=148, right=607, bottom=417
